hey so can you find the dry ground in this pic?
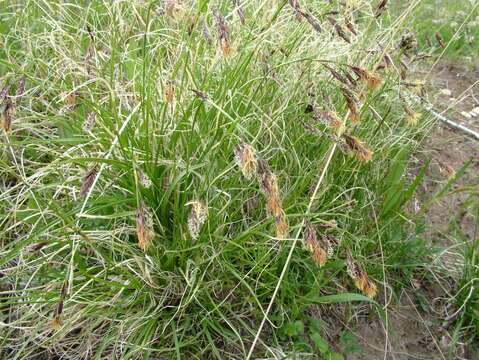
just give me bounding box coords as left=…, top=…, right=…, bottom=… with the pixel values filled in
left=336, top=61, right=479, bottom=360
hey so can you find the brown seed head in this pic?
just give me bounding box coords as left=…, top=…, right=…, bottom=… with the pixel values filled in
left=346, top=248, right=358, bottom=278
left=136, top=199, right=155, bottom=250
left=15, top=77, right=26, bottom=107
left=231, top=0, right=246, bottom=25
left=342, top=133, right=373, bottom=162
left=191, top=89, right=208, bottom=99
left=301, top=12, right=322, bottom=33
left=165, top=82, right=175, bottom=104
left=213, top=7, right=230, bottom=42
left=340, top=87, right=360, bottom=123
left=351, top=67, right=382, bottom=89
left=1, top=98, right=13, bottom=132
left=51, top=316, right=62, bottom=329
left=353, top=268, right=377, bottom=298
left=333, top=22, right=351, bottom=43
left=257, top=160, right=285, bottom=217
left=435, top=33, right=445, bottom=48
left=325, top=65, right=351, bottom=87
left=221, top=40, right=234, bottom=57
left=187, top=15, right=197, bottom=36
left=404, top=107, right=421, bottom=125
left=0, top=83, right=12, bottom=104
left=234, top=143, right=258, bottom=180
left=288, top=0, right=303, bottom=21
left=438, top=161, right=456, bottom=179
left=311, top=108, right=345, bottom=135
left=187, top=200, right=208, bottom=239
left=165, top=0, right=185, bottom=20
left=383, top=53, right=393, bottom=71
left=51, top=300, right=64, bottom=329
left=375, top=0, right=388, bottom=18
left=274, top=216, right=289, bottom=239
left=344, top=16, right=357, bottom=35
left=201, top=19, right=213, bottom=45
left=80, top=167, right=96, bottom=196
left=304, top=221, right=327, bottom=267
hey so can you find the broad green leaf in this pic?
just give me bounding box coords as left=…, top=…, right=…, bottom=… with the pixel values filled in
left=310, top=333, right=329, bottom=353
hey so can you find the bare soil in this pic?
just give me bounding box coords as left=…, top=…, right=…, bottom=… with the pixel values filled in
left=341, top=61, right=479, bottom=360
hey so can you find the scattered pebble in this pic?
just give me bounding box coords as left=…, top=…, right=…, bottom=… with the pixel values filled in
left=460, top=111, right=472, bottom=119
left=439, top=88, right=452, bottom=96
left=470, top=107, right=479, bottom=116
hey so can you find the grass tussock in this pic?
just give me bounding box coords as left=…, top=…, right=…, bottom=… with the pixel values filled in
left=0, top=0, right=461, bottom=358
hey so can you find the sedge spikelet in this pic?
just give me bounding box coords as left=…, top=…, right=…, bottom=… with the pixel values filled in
left=231, top=0, right=246, bottom=25
left=375, top=0, right=388, bottom=18
left=344, top=16, right=357, bottom=35
left=324, top=65, right=351, bottom=87
left=353, top=268, right=377, bottom=298
left=304, top=221, right=327, bottom=267
left=201, top=19, right=213, bottom=45
left=383, top=53, right=394, bottom=71
left=274, top=216, right=289, bottom=239
left=258, top=160, right=288, bottom=238
left=51, top=316, right=62, bottom=329
left=319, top=233, right=334, bottom=258
left=0, top=83, right=12, bottom=104
left=346, top=249, right=377, bottom=298
left=311, top=108, right=345, bottom=135
left=221, top=40, right=234, bottom=57
left=404, top=107, right=421, bottom=125
left=438, top=161, right=456, bottom=179
left=213, top=7, right=232, bottom=56
left=351, top=66, right=382, bottom=89
left=51, top=300, right=63, bottom=329
left=80, top=167, right=96, bottom=196
left=165, top=82, right=175, bottom=104
left=342, top=133, right=373, bottom=162
left=15, top=76, right=26, bottom=107
left=136, top=199, right=155, bottom=250
left=234, top=143, right=258, bottom=180
left=260, top=169, right=283, bottom=217
left=139, top=169, right=152, bottom=188
left=187, top=200, right=208, bottom=239
left=165, top=0, right=185, bottom=20
left=340, top=87, right=360, bottom=123
left=0, top=97, right=13, bottom=132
